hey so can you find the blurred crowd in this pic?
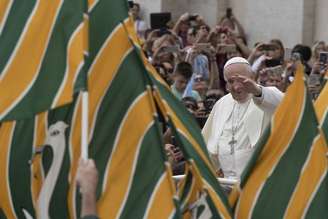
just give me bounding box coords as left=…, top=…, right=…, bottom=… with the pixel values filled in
left=128, top=2, right=328, bottom=174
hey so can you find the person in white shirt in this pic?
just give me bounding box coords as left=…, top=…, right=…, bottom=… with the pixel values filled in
left=202, top=57, right=283, bottom=180
left=129, top=2, right=148, bottom=40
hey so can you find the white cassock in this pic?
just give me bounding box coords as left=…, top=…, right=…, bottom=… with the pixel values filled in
left=202, top=86, right=283, bottom=179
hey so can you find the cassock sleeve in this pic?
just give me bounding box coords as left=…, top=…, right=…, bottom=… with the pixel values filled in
left=253, top=86, right=284, bottom=114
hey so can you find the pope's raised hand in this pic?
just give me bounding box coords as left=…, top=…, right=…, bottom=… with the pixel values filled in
left=232, top=75, right=262, bottom=96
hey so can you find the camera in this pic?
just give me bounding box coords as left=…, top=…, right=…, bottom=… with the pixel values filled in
left=319, top=52, right=328, bottom=71
left=217, top=44, right=237, bottom=54
left=319, top=52, right=328, bottom=64
left=195, top=43, right=212, bottom=53
left=264, top=59, right=282, bottom=67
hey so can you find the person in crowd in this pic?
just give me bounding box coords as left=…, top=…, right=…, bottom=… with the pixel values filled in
left=308, top=58, right=327, bottom=99
left=183, top=49, right=210, bottom=98
left=218, top=8, right=247, bottom=41
left=184, top=41, right=220, bottom=90
left=129, top=2, right=148, bottom=40
left=258, top=66, right=284, bottom=91
left=171, top=62, right=202, bottom=101
left=192, top=74, right=208, bottom=100
left=142, top=29, right=162, bottom=58
left=248, top=42, right=267, bottom=65
left=202, top=89, right=225, bottom=113
left=202, top=57, right=283, bottom=179
left=207, top=26, right=248, bottom=91
left=150, top=33, right=183, bottom=78
left=76, top=159, right=99, bottom=219
left=249, top=41, right=284, bottom=76
left=292, top=44, right=312, bottom=75
left=227, top=30, right=251, bottom=58
left=193, top=89, right=225, bottom=128
left=269, top=39, right=285, bottom=64
left=164, top=96, right=200, bottom=175
left=172, top=13, right=192, bottom=47
left=185, top=47, right=210, bottom=80
left=182, top=96, right=199, bottom=114
left=186, top=27, right=198, bottom=46
left=165, top=141, right=185, bottom=175
left=309, top=41, right=326, bottom=67
left=154, top=61, right=175, bottom=85
left=172, top=13, right=205, bottom=47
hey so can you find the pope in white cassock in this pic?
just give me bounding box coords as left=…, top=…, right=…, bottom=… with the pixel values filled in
left=202, top=57, right=284, bottom=180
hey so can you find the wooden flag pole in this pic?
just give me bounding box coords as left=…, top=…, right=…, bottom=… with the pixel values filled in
left=172, top=175, right=239, bottom=186
left=81, top=91, right=89, bottom=160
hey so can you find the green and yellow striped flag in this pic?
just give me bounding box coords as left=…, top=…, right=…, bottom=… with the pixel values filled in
left=122, top=14, right=232, bottom=219
left=0, top=1, right=177, bottom=218
left=231, top=64, right=328, bottom=219
left=0, top=105, right=79, bottom=219
left=315, top=82, right=328, bottom=140
left=177, top=160, right=231, bottom=218
left=123, top=6, right=232, bottom=218
left=0, top=0, right=87, bottom=121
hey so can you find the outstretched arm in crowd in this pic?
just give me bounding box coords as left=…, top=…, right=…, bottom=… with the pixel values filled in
left=76, top=159, right=99, bottom=219
left=230, top=16, right=246, bottom=40
left=247, top=43, right=265, bottom=65
left=228, top=31, right=251, bottom=58
left=208, top=48, right=222, bottom=89
left=172, top=13, right=190, bottom=35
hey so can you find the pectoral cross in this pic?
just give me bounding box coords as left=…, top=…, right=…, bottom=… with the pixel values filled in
left=228, top=136, right=237, bottom=155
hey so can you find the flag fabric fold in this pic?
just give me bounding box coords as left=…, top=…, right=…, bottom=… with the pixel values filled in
left=124, top=14, right=232, bottom=218
left=0, top=0, right=88, bottom=121
left=232, top=64, right=328, bottom=219
left=315, top=82, right=328, bottom=140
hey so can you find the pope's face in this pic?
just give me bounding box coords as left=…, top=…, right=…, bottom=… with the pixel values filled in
left=224, top=64, right=252, bottom=103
